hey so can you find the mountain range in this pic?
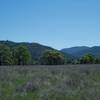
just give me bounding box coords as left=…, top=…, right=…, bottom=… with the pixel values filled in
left=61, top=46, right=100, bottom=58
left=0, top=41, right=100, bottom=60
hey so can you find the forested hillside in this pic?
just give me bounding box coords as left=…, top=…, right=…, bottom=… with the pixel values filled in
left=0, top=41, right=69, bottom=65
left=0, top=41, right=100, bottom=65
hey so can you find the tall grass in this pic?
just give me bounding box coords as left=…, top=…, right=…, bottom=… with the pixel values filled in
left=0, top=65, right=100, bottom=100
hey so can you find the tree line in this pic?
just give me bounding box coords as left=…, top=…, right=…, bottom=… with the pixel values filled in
left=0, top=44, right=100, bottom=65
left=0, top=44, right=31, bottom=65
left=77, top=54, right=100, bottom=64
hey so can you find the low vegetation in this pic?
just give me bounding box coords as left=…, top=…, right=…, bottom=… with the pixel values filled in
left=0, top=65, right=100, bottom=100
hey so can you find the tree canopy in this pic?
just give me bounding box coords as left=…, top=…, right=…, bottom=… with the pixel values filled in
left=79, top=54, right=95, bottom=64
left=40, top=50, right=65, bottom=65
left=0, top=44, right=13, bottom=65
left=13, top=45, right=31, bottom=65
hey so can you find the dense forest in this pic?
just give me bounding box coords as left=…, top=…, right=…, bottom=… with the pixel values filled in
left=0, top=40, right=100, bottom=65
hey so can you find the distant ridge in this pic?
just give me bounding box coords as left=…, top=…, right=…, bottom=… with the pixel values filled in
left=61, top=46, right=100, bottom=57
left=1, top=40, right=100, bottom=59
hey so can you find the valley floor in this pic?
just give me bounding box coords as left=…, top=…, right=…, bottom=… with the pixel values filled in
left=0, top=65, right=100, bottom=100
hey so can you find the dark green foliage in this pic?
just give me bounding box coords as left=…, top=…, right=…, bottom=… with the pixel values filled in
left=0, top=40, right=100, bottom=65
left=95, top=57, right=100, bottom=64
left=40, top=50, right=65, bottom=65
left=79, top=54, right=95, bottom=64
left=13, top=45, right=31, bottom=65
left=0, top=40, right=55, bottom=61
left=0, top=44, right=13, bottom=65
left=0, top=41, right=68, bottom=65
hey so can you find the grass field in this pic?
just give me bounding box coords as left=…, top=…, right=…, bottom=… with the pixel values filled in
left=0, top=65, right=100, bottom=100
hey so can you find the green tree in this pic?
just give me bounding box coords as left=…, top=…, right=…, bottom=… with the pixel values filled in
left=95, top=57, right=100, bottom=64
left=40, top=50, right=65, bottom=65
left=0, top=44, right=13, bottom=65
left=79, top=54, right=95, bottom=64
left=14, top=45, right=31, bottom=65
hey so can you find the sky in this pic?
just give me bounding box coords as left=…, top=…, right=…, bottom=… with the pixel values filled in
left=0, top=0, right=100, bottom=49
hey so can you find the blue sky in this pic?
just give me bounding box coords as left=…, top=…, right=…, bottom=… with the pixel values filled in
left=0, top=0, right=100, bottom=49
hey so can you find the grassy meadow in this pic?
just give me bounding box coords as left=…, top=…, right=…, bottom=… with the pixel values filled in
left=0, top=65, right=100, bottom=100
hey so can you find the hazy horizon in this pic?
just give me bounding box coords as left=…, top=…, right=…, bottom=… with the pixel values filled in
left=0, top=0, right=99, bottom=49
